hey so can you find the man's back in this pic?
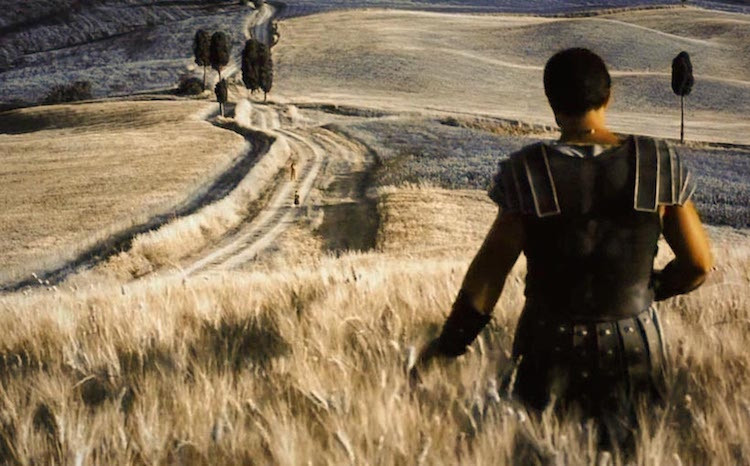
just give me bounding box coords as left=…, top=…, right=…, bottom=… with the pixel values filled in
left=415, top=48, right=713, bottom=455
left=493, top=136, right=695, bottom=320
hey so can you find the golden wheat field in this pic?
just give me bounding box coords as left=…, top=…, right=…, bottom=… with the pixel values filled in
left=0, top=187, right=749, bottom=464
left=2, top=2, right=750, bottom=465
left=0, top=100, right=246, bottom=283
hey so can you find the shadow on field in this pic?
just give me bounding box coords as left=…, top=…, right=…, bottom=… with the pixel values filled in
left=115, top=314, right=290, bottom=375
left=0, top=317, right=290, bottom=390
left=0, top=106, right=93, bottom=133
left=191, top=315, right=290, bottom=371
left=0, top=344, right=44, bottom=379
left=317, top=168, right=379, bottom=253
left=316, top=124, right=381, bottom=254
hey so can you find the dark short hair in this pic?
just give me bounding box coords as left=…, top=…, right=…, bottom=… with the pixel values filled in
left=543, top=48, right=611, bottom=116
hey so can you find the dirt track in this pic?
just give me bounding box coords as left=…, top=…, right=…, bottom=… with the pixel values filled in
left=178, top=2, right=379, bottom=274
left=180, top=102, right=377, bottom=275
left=0, top=2, right=283, bottom=291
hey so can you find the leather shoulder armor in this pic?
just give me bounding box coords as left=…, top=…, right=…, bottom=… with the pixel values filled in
left=633, top=136, right=696, bottom=212
left=488, top=136, right=696, bottom=217
left=488, top=143, right=560, bottom=217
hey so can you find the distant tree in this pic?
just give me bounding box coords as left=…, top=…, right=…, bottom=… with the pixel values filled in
left=671, top=51, right=694, bottom=143
left=270, top=22, right=280, bottom=47
left=210, top=31, right=231, bottom=80
left=258, top=43, right=273, bottom=101
left=242, top=40, right=273, bottom=101
left=43, top=81, right=92, bottom=105
left=193, top=29, right=211, bottom=91
left=242, top=39, right=262, bottom=94
left=215, top=79, right=228, bottom=117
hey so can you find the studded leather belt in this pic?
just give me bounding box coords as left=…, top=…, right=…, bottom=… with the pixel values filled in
left=530, top=307, right=665, bottom=391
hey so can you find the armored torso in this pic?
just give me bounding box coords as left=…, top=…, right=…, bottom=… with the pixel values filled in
left=490, top=135, right=695, bottom=320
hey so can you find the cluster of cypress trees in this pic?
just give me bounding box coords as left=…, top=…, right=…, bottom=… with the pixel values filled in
left=192, top=31, right=231, bottom=88
left=192, top=25, right=277, bottom=115
left=192, top=30, right=232, bottom=115
left=241, top=39, right=274, bottom=102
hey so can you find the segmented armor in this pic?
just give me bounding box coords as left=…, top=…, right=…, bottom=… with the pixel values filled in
left=434, top=135, right=696, bottom=445
left=490, top=135, right=695, bottom=321
left=487, top=135, right=695, bottom=445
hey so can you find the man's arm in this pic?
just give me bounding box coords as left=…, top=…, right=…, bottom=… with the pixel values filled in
left=430, top=210, right=524, bottom=357
left=461, top=211, right=525, bottom=313
left=655, top=201, right=713, bottom=301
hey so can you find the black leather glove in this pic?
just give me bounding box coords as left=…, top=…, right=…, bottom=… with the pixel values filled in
left=434, top=289, right=492, bottom=357
left=652, top=260, right=704, bottom=302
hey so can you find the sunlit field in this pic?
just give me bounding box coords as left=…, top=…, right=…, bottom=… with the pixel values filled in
left=0, top=100, right=246, bottom=284
left=1, top=1, right=749, bottom=464
left=1, top=187, right=748, bottom=464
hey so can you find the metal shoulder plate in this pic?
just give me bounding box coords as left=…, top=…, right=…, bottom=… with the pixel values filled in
left=489, top=137, right=696, bottom=217
left=633, top=136, right=696, bottom=212
left=489, top=143, right=561, bottom=217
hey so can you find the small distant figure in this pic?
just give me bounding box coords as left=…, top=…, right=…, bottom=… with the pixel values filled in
left=293, top=190, right=300, bottom=206
left=289, top=160, right=297, bottom=182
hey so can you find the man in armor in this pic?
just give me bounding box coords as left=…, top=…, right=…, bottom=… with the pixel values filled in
left=414, top=48, right=713, bottom=451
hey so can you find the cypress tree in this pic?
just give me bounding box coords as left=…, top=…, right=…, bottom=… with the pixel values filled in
left=259, top=43, right=273, bottom=102
left=215, top=79, right=228, bottom=117
left=242, top=39, right=261, bottom=94
left=671, top=51, right=694, bottom=143
left=193, top=29, right=211, bottom=90
left=210, top=31, right=231, bottom=80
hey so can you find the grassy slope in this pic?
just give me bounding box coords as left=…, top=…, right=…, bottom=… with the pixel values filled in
left=274, top=0, right=750, bottom=19
left=0, top=100, right=245, bottom=282
left=274, top=8, right=750, bottom=144
left=340, top=116, right=750, bottom=227
left=4, top=1, right=748, bottom=106
left=0, top=187, right=747, bottom=464
left=0, top=5, right=749, bottom=464
left=0, top=1, right=249, bottom=105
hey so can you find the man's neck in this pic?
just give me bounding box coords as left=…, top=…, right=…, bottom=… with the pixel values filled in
left=557, top=109, right=621, bottom=145
left=560, top=127, right=621, bottom=145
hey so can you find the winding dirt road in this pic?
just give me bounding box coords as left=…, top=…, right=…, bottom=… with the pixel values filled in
left=247, top=2, right=276, bottom=45
left=179, top=1, right=379, bottom=274
left=180, top=102, right=375, bottom=275
left=0, top=2, right=375, bottom=290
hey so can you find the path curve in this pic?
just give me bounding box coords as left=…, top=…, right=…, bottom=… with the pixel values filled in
left=180, top=118, right=327, bottom=274
left=0, top=2, right=280, bottom=293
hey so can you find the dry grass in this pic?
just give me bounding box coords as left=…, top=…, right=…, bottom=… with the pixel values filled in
left=274, top=7, right=750, bottom=144
left=2, top=5, right=749, bottom=463
left=0, top=186, right=748, bottom=464
left=0, top=100, right=246, bottom=284
left=376, top=185, right=497, bottom=257
left=96, top=118, right=290, bottom=282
